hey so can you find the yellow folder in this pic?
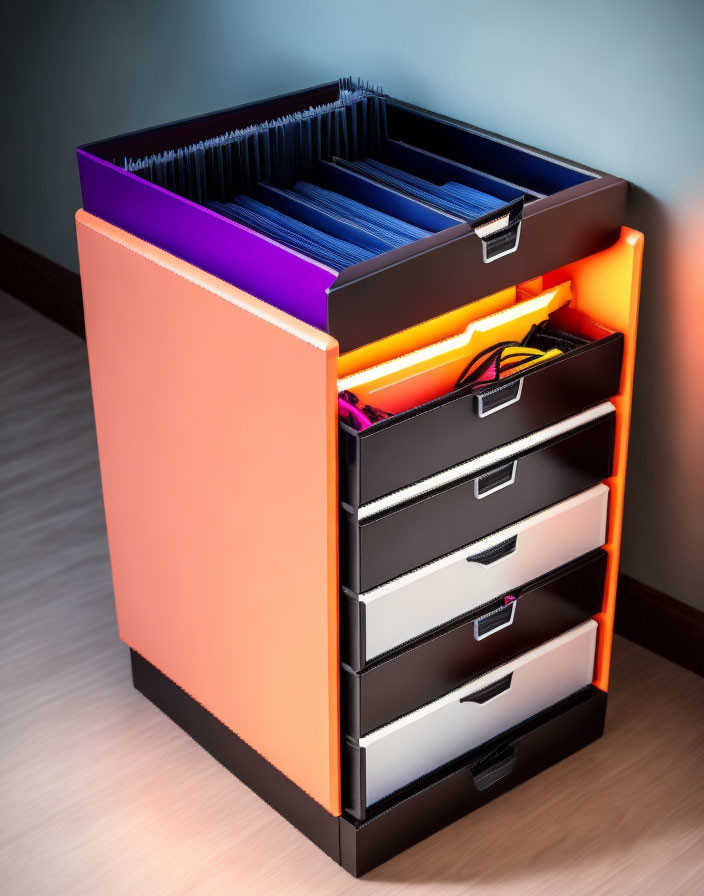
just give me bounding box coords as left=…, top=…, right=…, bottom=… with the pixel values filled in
left=338, top=281, right=573, bottom=414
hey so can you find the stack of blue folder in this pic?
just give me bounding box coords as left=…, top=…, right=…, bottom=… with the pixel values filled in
left=290, top=182, right=432, bottom=249
left=208, top=196, right=377, bottom=269
left=208, top=174, right=444, bottom=269
left=340, top=159, right=505, bottom=220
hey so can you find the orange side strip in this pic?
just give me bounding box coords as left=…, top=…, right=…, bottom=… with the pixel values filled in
left=543, top=227, right=644, bottom=691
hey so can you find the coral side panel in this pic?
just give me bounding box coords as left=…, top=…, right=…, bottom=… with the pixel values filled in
left=75, top=211, right=341, bottom=814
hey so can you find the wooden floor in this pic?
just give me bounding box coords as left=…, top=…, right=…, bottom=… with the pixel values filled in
left=1, top=291, right=703, bottom=896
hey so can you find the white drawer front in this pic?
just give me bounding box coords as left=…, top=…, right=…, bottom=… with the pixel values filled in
left=361, top=485, right=608, bottom=662
left=361, top=619, right=598, bottom=807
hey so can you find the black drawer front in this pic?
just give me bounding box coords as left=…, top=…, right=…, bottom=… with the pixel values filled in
left=327, top=180, right=625, bottom=353
left=339, top=686, right=607, bottom=876
left=339, top=333, right=623, bottom=508
left=342, top=549, right=607, bottom=739
left=341, top=412, right=615, bottom=594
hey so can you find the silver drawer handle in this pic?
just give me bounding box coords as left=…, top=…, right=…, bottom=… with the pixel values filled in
left=474, top=600, right=517, bottom=641
left=474, top=460, right=517, bottom=499
left=471, top=196, right=524, bottom=263
left=475, top=378, right=523, bottom=418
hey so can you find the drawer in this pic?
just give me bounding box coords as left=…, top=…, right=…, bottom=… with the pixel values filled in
left=77, top=81, right=625, bottom=354
left=339, top=330, right=622, bottom=508
left=343, top=619, right=597, bottom=817
left=342, top=548, right=606, bottom=737
left=340, top=684, right=607, bottom=875
left=341, top=403, right=615, bottom=593
left=343, top=484, right=609, bottom=669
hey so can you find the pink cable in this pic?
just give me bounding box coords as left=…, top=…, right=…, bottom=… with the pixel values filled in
left=338, top=395, right=373, bottom=431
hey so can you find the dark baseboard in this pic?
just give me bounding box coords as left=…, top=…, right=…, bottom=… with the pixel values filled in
left=0, top=232, right=84, bottom=337
left=615, top=574, right=704, bottom=677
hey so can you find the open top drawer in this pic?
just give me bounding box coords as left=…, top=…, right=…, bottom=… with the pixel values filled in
left=77, top=80, right=625, bottom=353
left=339, top=301, right=623, bottom=508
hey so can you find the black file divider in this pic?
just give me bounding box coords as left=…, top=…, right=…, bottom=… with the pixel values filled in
left=121, top=77, right=525, bottom=269
left=380, top=136, right=542, bottom=201
left=335, top=158, right=506, bottom=220
left=125, top=78, right=388, bottom=200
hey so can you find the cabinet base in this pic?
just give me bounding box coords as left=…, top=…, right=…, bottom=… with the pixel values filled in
left=130, top=649, right=607, bottom=877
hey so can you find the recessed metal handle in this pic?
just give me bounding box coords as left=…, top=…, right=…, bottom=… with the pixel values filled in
left=460, top=672, right=513, bottom=705
left=474, top=600, right=517, bottom=641
left=471, top=744, right=518, bottom=791
left=474, top=460, right=517, bottom=500
left=466, top=534, right=518, bottom=566
left=475, top=378, right=523, bottom=418
left=471, top=196, right=524, bottom=263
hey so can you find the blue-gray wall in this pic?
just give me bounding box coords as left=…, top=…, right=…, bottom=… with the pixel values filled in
left=2, top=0, right=703, bottom=607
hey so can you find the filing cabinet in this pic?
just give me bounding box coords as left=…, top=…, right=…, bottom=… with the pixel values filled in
left=75, top=79, right=642, bottom=876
